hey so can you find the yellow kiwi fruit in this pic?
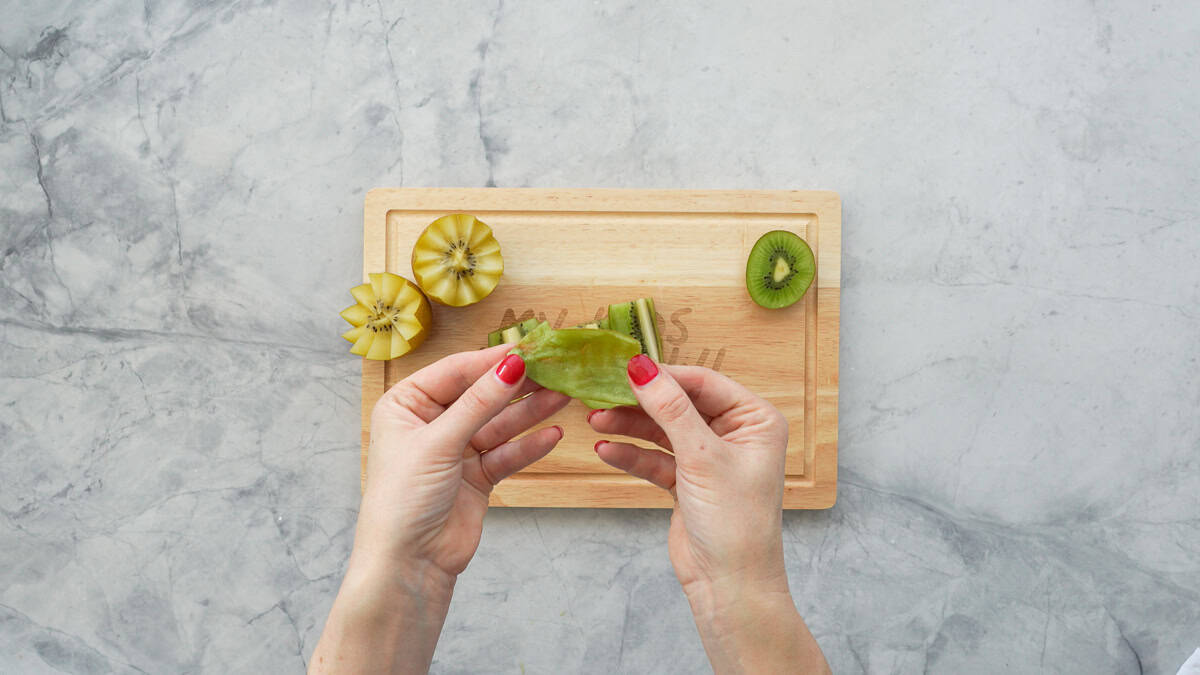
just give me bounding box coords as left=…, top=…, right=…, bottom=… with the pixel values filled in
left=339, top=272, right=432, bottom=360
left=411, top=213, right=503, bottom=307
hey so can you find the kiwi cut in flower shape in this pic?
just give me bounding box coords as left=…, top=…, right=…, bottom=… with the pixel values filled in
left=340, top=272, right=432, bottom=360
left=411, top=213, right=504, bottom=307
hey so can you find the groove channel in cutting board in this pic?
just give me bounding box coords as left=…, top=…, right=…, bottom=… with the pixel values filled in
left=361, top=189, right=839, bottom=509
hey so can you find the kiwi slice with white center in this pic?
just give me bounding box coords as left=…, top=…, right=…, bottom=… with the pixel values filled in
left=340, top=272, right=432, bottom=360
left=606, top=297, right=663, bottom=361
left=745, top=230, right=815, bottom=309
left=411, top=214, right=504, bottom=307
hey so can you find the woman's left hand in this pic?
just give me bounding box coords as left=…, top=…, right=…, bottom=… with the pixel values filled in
left=354, top=344, right=569, bottom=582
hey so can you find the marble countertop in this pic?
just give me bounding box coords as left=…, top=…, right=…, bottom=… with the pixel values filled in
left=3, top=1, right=1198, bottom=673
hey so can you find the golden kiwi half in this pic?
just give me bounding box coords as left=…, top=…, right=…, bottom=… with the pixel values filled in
left=411, top=214, right=503, bottom=307
left=340, top=272, right=432, bottom=360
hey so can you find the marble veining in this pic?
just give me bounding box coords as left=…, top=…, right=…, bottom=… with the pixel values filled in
left=2, top=0, right=1198, bottom=673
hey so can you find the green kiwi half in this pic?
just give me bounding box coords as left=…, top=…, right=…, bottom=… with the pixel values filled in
left=606, top=298, right=663, bottom=361
left=745, top=230, right=815, bottom=309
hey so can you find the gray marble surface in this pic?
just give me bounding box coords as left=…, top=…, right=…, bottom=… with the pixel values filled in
left=1, top=1, right=1198, bottom=673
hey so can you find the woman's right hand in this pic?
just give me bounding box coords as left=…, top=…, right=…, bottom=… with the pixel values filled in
left=588, top=356, right=829, bottom=673
left=588, top=356, right=790, bottom=604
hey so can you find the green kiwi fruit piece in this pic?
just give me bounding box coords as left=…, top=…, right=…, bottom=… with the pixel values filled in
left=487, top=318, right=540, bottom=347
left=745, top=230, right=815, bottom=309
left=606, top=298, right=663, bottom=361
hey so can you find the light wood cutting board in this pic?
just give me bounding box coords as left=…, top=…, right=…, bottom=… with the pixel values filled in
left=360, top=189, right=839, bottom=508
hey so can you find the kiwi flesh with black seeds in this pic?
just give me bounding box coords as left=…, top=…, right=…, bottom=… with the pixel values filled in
left=745, top=230, right=815, bottom=309
left=605, top=298, right=663, bottom=361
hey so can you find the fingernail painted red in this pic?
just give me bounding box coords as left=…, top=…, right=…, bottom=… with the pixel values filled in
left=593, top=440, right=606, bottom=453
left=627, top=354, right=658, bottom=386
left=553, top=426, right=564, bottom=439
left=586, top=409, right=601, bottom=424
left=494, top=353, right=525, bottom=385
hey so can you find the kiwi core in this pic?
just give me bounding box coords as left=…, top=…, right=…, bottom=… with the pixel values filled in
left=772, top=257, right=790, bottom=283
left=444, top=241, right=476, bottom=277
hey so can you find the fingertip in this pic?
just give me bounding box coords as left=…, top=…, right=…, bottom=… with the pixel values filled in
left=627, top=354, right=659, bottom=387
left=494, top=353, right=525, bottom=385
left=552, top=425, right=564, bottom=441
left=593, top=439, right=606, bottom=453
left=586, top=409, right=602, bottom=424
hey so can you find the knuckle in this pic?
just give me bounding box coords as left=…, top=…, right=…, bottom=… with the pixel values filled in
left=373, top=388, right=408, bottom=418
left=655, top=389, right=694, bottom=426
left=375, top=382, right=438, bottom=419
left=459, top=386, right=492, bottom=416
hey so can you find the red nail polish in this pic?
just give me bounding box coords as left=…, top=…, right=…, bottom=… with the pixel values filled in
left=587, top=409, right=601, bottom=424
left=494, top=353, right=525, bottom=385
left=627, top=354, right=658, bottom=386
left=593, top=440, right=606, bottom=453
left=553, top=425, right=564, bottom=439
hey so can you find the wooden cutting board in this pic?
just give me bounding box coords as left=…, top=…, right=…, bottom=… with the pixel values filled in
left=360, top=188, right=839, bottom=508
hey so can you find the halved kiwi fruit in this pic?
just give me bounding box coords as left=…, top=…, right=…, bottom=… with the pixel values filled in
left=745, top=230, right=815, bottom=309
left=340, top=272, right=432, bottom=360
left=411, top=213, right=503, bottom=307
left=606, top=298, right=663, bottom=361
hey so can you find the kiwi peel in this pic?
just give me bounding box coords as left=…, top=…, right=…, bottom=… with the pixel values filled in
left=483, top=297, right=664, bottom=363
left=508, top=322, right=640, bottom=409
left=745, top=230, right=815, bottom=309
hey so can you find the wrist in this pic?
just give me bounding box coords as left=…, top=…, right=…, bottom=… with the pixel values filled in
left=311, top=551, right=456, bottom=674
left=684, top=569, right=811, bottom=673
left=684, top=570, right=793, bottom=630
left=345, top=547, right=457, bottom=611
